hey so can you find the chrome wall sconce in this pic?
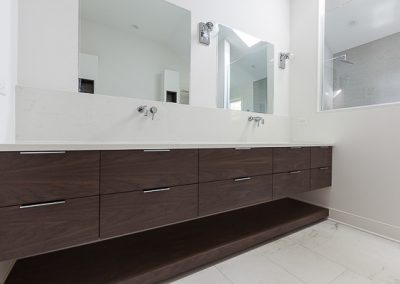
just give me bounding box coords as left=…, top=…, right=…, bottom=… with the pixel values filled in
left=279, top=52, right=294, bottom=69
left=199, top=22, right=215, bottom=46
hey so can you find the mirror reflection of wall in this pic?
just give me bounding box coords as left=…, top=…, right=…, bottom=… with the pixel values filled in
left=322, top=0, right=400, bottom=111
left=78, top=0, right=191, bottom=104
left=217, top=24, right=274, bottom=114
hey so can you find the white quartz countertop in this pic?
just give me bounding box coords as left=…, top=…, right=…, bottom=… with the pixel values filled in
left=0, top=142, right=333, bottom=152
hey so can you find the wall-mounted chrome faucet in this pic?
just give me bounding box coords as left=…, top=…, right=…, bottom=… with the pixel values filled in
left=137, top=105, right=158, bottom=120
left=249, top=116, right=265, bottom=127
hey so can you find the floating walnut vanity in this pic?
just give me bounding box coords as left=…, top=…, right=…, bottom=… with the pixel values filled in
left=2, top=144, right=332, bottom=284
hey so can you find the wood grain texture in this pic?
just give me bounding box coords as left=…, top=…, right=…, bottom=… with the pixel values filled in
left=100, top=185, right=198, bottom=238
left=6, top=199, right=328, bottom=284
left=100, top=150, right=198, bottom=194
left=199, top=175, right=273, bottom=216
left=311, top=168, right=332, bottom=190
left=273, top=147, right=311, bottom=173
left=199, top=148, right=273, bottom=183
left=0, top=151, right=100, bottom=208
left=0, top=196, right=99, bottom=262
left=273, top=170, right=310, bottom=199
left=311, top=147, right=333, bottom=168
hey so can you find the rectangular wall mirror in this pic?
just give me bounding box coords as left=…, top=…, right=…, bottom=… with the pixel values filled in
left=321, top=0, right=400, bottom=111
left=217, top=24, right=274, bottom=114
left=78, top=0, right=191, bottom=104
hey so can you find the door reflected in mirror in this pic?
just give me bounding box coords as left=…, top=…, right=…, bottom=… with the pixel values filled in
left=217, top=24, right=274, bottom=114
left=78, top=0, right=191, bottom=104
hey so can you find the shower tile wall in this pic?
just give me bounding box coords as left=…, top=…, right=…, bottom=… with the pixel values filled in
left=332, top=32, right=400, bottom=109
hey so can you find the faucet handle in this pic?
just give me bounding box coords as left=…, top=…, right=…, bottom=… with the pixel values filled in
left=150, top=106, right=158, bottom=120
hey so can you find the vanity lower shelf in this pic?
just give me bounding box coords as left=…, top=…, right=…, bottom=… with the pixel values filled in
left=6, top=198, right=328, bottom=284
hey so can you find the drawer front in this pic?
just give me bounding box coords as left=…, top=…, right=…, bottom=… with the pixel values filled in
left=273, top=147, right=311, bottom=173
left=311, top=147, right=332, bottom=168
left=101, top=150, right=198, bottom=194
left=311, top=167, right=332, bottom=190
left=0, top=151, right=100, bottom=208
left=100, top=184, right=198, bottom=238
left=273, top=170, right=310, bottom=199
left=199, top=148, right=273, bottom=183
left=0, top=196, right=99, bottom=262
left=199, top=175, right=273, bottom=216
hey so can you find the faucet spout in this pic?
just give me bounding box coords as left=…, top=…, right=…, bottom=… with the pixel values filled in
left=248, top=116, right=265, bottom=127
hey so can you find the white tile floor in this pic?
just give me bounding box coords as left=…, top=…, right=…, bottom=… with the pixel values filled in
left=169, top=220, right=400, bottom=284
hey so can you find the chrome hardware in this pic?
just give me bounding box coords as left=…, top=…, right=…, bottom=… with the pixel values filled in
left=319, top=167, right=329, bottom=170
left=137, top=105, right=148, bottom=116
left=20, top=200, right=66, bottom=209
left=235, top=147, right=252, bottom=150
left=290, top=147, right=303, bottom=149
left=138, top=105, right=158, bottom=120
left=248, top=116, right=265, bottom=127
left=143, top=188, right=171, bottom=194
left=199, top=22, right=214, bottom=45
left=234, top=177, right=252, bottom=182
left=19, top=151, right=66, bottom=155
left=289, top=171, right=302, bottom=174
left=149, top=106, right=158, bottom=120
left=143, top=149, right=171, bottom=152
left=279, top=52, right=293, bottom=69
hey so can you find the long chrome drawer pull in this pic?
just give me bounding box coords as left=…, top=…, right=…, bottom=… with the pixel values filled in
left=143, top=188, right=171, bottom=193
left=143, top=149, right=171, bottom=152
left=290, top=147, right=303, bottom=149
left=20, top=200, right=66, bottom=209
left=319, top=167, right=329, bottom=170
left=234, top=177, right=252, bottom=182
left=235, top=147, right=252, bottom=150
left=289, top=171, right=302, bottom=174
left=20, top=151, right=66, bottom=155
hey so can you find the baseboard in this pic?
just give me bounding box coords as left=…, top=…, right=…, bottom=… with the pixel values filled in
left=0, top=261, right=15, bottom=284
left=293, top=198, right=400, bottom=243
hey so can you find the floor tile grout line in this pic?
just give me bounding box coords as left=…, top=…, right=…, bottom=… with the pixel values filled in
left=214, top=265, right=235, bottom=284
left=328, top=269, right=348, bottom=284
left=260, top=253, right=307, bottom=284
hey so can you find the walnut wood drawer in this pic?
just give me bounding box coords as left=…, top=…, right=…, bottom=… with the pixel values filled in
left=273, top=147, right=311, bottom=173
left=0, top=196, right=99, bottom=262
left=100, top=184, right=198, bottom=238
left=311, top=167, right=332, bottom=190
left=100, top=150, right=198, bottom=194
left=199, top=175, right=273, bottom=216
left=273, top=170, right=310, bottom=199
left=311, top=147, right=332, bottom=168
left=199, top=148, right=273, bottom=183
left=0, top=151, right=100, bottom=208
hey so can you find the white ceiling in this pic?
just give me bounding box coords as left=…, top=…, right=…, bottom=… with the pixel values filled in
left=325, top=0, right=400, bottom=53
left=79, top=0, right=191, bottom=61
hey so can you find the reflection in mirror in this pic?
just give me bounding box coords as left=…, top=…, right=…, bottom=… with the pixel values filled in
left=217, top=25, right=274, bottom=114
left=79, top=0, right=191, bottom=104
left=322, top=0, right=400, bottom=110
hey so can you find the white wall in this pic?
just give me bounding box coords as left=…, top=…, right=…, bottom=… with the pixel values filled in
left=15, top=0, right=291, bottom=143
left=0, top=0, right=17, bottom=143
left=290, top=0, right=400, bottom=241
left=79, top=19, right=190, bottom=100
